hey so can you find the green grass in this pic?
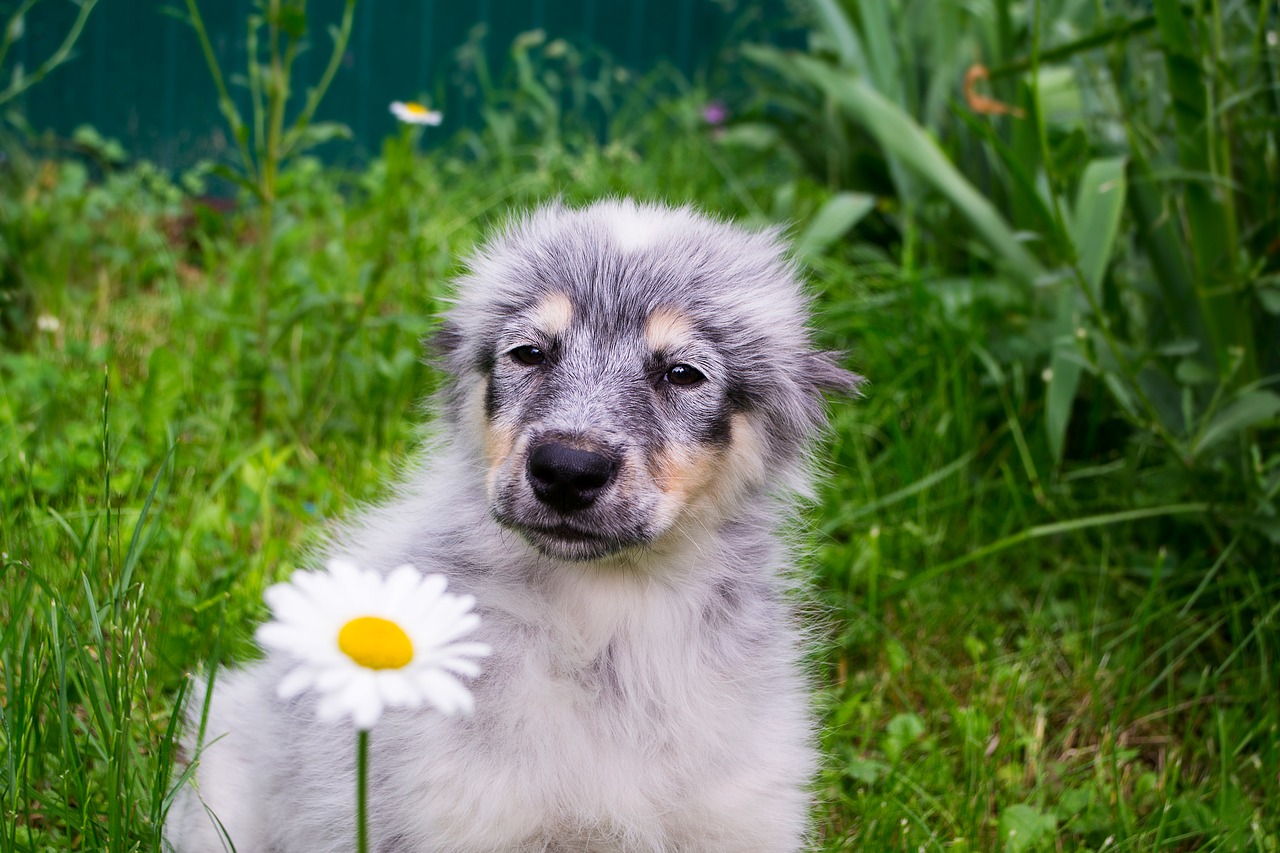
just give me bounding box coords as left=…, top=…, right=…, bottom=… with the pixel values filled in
left=2, top=3, right=1278, bottom=850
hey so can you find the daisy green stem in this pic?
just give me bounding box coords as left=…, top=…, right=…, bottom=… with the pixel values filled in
left=357, top=729, right=370, bottom=853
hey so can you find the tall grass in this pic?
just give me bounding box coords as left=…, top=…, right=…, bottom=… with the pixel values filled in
left=738, top=0, right=1279, bottom=846
left=1, top=6, right=1277, bottom=851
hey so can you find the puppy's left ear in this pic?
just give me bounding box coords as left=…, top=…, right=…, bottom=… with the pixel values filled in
left=424, top=319, right=463, bottom=360
left=804, top=350, right=865, bottom=396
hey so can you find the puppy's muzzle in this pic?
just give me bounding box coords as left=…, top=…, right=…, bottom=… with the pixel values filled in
left=527, top=441, right=618, bottom=513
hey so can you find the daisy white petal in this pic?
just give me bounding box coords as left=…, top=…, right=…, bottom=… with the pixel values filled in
left=256, top=623, right=320, bottom=656
left=385, top=564, right=424, bottom=600
left=390, top=101, right=443, bottom=125
left=278, top=666, right=318, bottom=699
left=258, top=560, right=487, bottom=730
left=376, top=671, right=419, bottom=707
left=435, top=656, right=484, bottom=678
left=415, top=668, right=476, bottom=716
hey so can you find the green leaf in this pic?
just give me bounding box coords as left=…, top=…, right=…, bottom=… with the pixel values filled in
left=274, top=4, right=307, bottom=39
left=855, top=0, right=904, bottom=108
left=882, top=712, right=926, bottom=763
left=999, top=803, right=1057, bottom=853
left=281, top=120, right=353, bottom=157
left=1070, top=157, right=1127, bottom=298
left=809, top=0, right=867, bottom=72
left=797, top=192, right=876, bottom=259
left=713, top=122, right=780, bottom=151
left=208, top=163, right=261, bottom=200
left=1046, top=335, right=1084, bottom=464
left=782, top=54, right=1044, bottom=283
left=1046, top=157, right=1126, bottom=462
left=1257, top=280, right=1280, bottom=315
left=1193, top=390, right=1280, bottom=456
left=846, top=756, right=887, bottom=784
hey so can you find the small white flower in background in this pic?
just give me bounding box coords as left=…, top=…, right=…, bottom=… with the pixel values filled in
left=258, top=559, right=489, bottom=729
left=389, top=101, right=443, bottom=126
left=36, top=314, right=60, bottom=333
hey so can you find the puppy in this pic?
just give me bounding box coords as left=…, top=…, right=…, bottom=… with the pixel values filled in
left=166, top=200, right=856, bottom=852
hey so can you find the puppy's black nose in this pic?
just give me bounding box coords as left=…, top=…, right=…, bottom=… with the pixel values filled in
left=527, top=441, right=617, bottom=512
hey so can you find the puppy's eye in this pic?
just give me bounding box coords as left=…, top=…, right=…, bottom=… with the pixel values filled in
left=510, top=345, right=546, bottom=366
left=664, top=364, right=705, bottom=386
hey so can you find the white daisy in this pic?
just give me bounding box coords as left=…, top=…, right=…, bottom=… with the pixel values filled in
left=257, top=559, right=489, bottom=729
left=389, top=101, right=443, bottom=126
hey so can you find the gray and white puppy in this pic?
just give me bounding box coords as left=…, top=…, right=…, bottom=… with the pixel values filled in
left=167, top=199, right=856, bottom=852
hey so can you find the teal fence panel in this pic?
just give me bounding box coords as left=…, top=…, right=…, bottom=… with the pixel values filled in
left=11, top=0, right=791, bottom=169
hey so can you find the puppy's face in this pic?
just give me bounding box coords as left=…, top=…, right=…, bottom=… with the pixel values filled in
left=439, top=202, right=857, bottom=562
left=476, top=293, right=771, bottom=560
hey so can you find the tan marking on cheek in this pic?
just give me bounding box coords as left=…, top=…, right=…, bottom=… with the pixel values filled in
left=485, top=422, right=516, bottom=475
left=645, top=307, right=695, bottom=354
left=720, top=414, right=768, bottom=492
left=651, top=414, right=769, bottom=524
left=529, top=291, right=573, bottom=338
left=650, top=445, right=717, bottom=504
left=463, top=378, right=516, bottom=498
left=484, top=423, right=516, bottom=503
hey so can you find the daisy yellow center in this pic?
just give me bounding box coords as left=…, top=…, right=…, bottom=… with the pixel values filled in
left=338, top=616, right=413, bottom=670
left=403, top=102, right=430, bottom=115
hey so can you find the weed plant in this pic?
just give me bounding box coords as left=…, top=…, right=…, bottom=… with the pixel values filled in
left=1, top=3, right=1278, bottom=851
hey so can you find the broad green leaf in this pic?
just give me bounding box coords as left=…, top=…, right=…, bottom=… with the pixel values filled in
left=846, top=756, right=887, bottom=784
left=856, top=0, right=906, bottom=110
left=1193, top=390, right=1280, bottom=456
left=1046, top=336, right=1084, bottom=464
left=1257, top=280, right=1280, bottom=315
left=1032, top=65, right=1084, bottom=128
left=809, top=0, right=867, bottom=72
left=1070, top=157, right=1127, bottom=297
left=1047, top=157, right=1126, bottom=462
left=882, top=712, right=926, bottom=763
left=844, top=0, right=913, bottom=198
left=999, top=803, right=1057, bottom=853
left=785, top=54, right=1043, bottom=283
left=797, top=192, right=876, bottom=259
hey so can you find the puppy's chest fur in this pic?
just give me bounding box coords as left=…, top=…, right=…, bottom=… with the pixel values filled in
left=381, top=564, right=796, bottom=849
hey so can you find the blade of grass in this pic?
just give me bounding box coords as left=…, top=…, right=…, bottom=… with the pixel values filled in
left=797, top=191, right=876, bottom=260
left=887, top=503, right=1211, bottom=596
left=1126, top=151, right=1215, bottom=363
left=809, top=0, right=868, bottom=72
left=1152, top=0, right=1244, bottom=376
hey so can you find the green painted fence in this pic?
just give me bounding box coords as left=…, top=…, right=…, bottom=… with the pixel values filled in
left=11, top=0, right=788, bottom=169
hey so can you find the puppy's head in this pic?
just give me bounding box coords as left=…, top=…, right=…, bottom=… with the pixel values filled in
left=434, top=200, right=859, bottom=561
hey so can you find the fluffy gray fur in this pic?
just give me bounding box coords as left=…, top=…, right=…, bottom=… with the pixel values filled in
left=166, top=199, right=857, bottom=852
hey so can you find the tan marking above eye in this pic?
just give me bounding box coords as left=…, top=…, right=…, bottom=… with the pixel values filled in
left=528, top=291, right=574, bottom=338
left=645, top=307, right=695, bottom=355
